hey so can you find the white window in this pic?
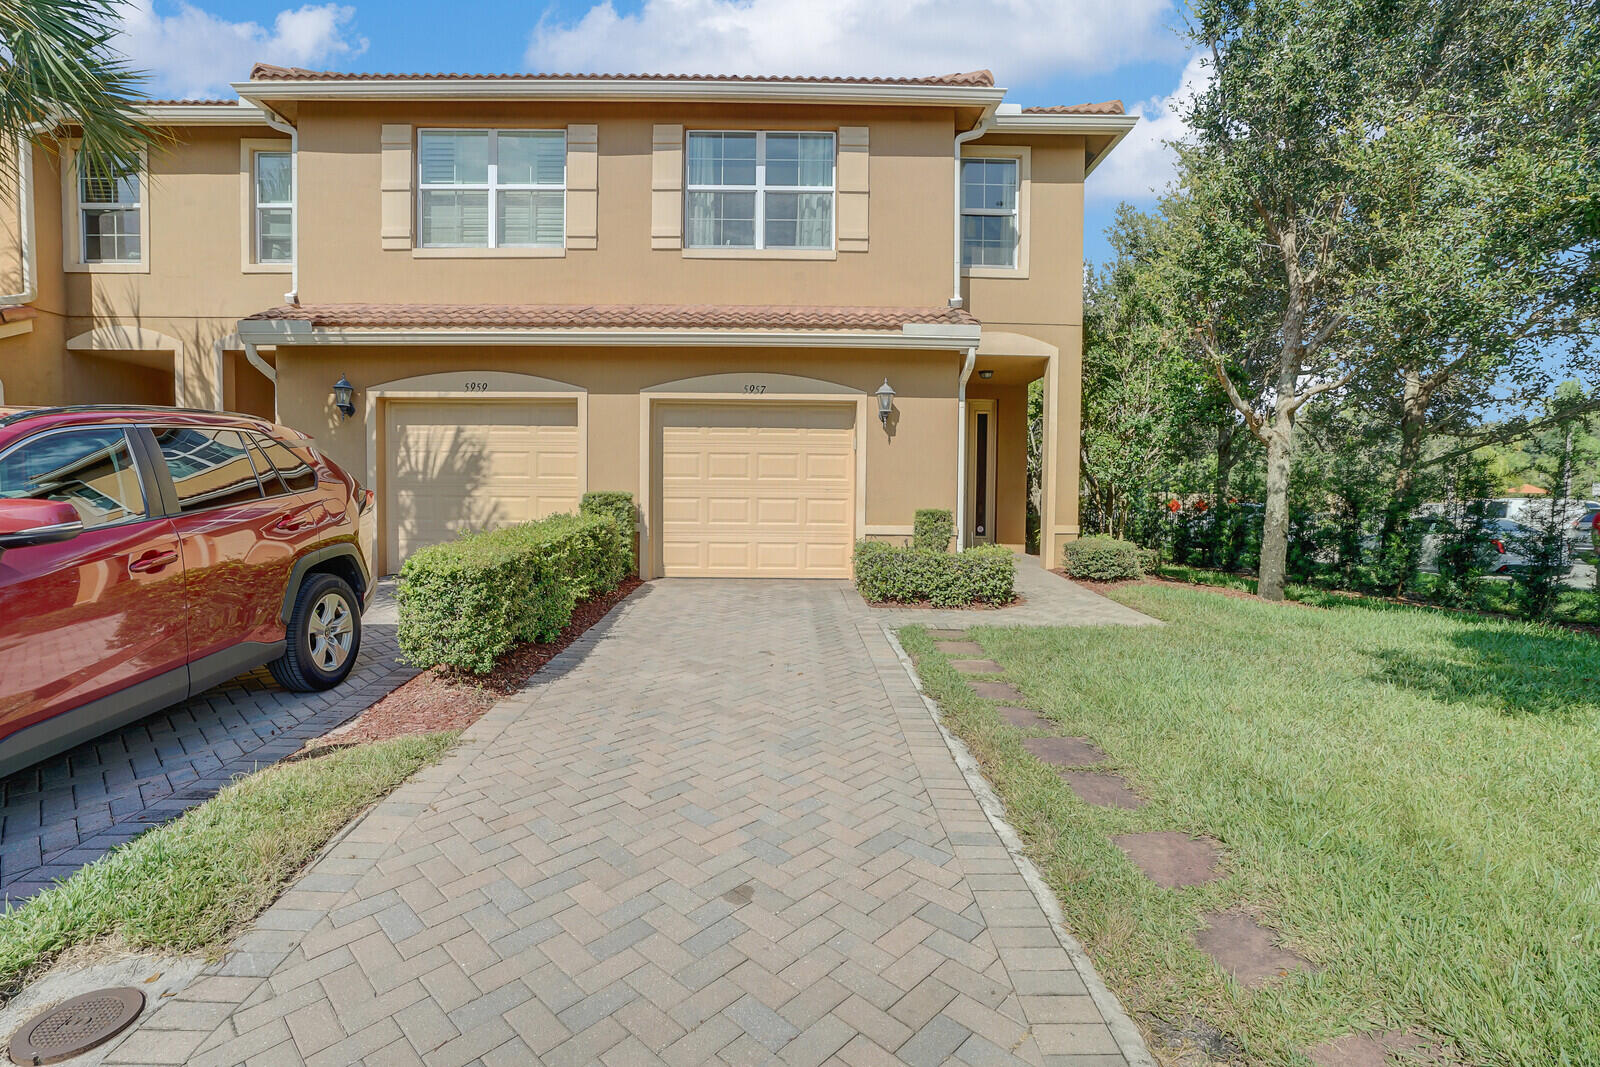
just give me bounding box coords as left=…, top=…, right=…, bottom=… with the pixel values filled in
left=417, top=129, right=565, bottom=249
left=78, top=157, right=142, bottom=264
left=686, top=131, right=834, bottom=250
left=960, top=157, right=1019, bottom=268
left=253, top=150, right=293, bottom=263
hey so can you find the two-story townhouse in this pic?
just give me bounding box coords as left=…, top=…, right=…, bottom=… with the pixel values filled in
left=0, top=67, right=1135, bottom=579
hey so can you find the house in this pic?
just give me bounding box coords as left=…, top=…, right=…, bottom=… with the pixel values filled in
left=0, top=66, right=1135, bottom=579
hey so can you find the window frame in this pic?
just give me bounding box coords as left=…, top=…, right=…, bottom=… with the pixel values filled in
left=64, top=142, right=149, bottom=274
left=149, top=426, right=268, bottom=515
left=959, top=146, right=1030, bottom=278
left=239, top=139, right=293, bottom=274
left=254, top=148, right=293, bottom=265
left=0, top=426, right=152, bottom=531
left=415, top=128, right=567, bottom=252
left=683, top=130, right=837, bottom=253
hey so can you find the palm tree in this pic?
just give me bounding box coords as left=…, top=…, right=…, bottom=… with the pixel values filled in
left=0, top=0, right=154, bottom=182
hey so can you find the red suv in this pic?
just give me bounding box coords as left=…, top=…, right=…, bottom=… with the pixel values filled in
left=0, top=406, right=376, bottom=778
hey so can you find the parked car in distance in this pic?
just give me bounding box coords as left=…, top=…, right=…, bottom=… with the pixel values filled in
left=0, top=405, right=376, bottom=778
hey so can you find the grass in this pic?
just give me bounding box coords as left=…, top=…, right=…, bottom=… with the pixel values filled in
left=1156, top=562, right=1600, bottom=626
left=0, top=733, right=455, bottom=998
left=902, top=587, right=1600, bottom=1066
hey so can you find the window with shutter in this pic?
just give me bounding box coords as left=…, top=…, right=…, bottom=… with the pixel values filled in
left=417, top=129, right=566, bottom=249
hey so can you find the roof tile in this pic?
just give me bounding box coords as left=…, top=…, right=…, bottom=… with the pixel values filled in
left=246, top=63, right=994, bottom=87
left=1020, top=100, right=1125, bottom=115
left=243, top=303, right=977, bottom=331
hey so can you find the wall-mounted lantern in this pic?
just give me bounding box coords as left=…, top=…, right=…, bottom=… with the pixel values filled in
left=875, top=378, right=896, bottom=425
left=977, top=369, right=994, bottom=380
left=332, top=374, right=355, bottom=419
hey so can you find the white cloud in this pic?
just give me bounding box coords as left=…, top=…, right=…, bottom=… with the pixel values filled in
left=116, top=1, right=368, bottom=100
left=1087, top=50, right=1209, bottom=202
left=527, top=0, right=1178, bottom=83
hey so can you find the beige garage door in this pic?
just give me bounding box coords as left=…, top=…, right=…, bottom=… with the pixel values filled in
left=386, top=399, right=580, bottom=568
left=660, top=403, right=855, bottom=578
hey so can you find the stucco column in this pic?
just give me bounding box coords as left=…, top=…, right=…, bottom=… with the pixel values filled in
left=1042, top=325, right=1083, bottom=569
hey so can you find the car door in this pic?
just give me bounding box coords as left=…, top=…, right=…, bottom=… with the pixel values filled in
left=147, top=425, right=286, bottom=667
left=0, top=426, right=187, bottom=742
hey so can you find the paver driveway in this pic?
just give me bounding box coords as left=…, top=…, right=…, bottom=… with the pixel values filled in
left=112, top=581, right=1140, bottom=1066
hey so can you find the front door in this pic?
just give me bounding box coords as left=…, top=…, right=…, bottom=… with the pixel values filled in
left=966, top=400, right=998, bottom=544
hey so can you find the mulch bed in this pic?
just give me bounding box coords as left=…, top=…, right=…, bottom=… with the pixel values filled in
left=305, top=576, right=643, bottom=751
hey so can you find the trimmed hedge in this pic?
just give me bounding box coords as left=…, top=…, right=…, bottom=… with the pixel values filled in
left=854, top=540, right=1014, bottom=607
left=913, top=508, right=954, bottom=552
left=1062, top=535, right=1154, bottom=581
left=580, top=491, right=637, bottom=571
left=396, top=512, right=630, bottom=674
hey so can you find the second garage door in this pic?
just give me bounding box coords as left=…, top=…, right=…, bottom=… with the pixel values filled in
left=659, top=402, right=855, bottom=578
left=386, top=399, right=581, bottom=568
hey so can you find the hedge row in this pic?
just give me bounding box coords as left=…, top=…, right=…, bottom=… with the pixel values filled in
left=1062, top=535, right=1156, bottom=581
left=913, top=509, right=954, bottom=552
left=581, top=491, right=637, bottom=570
left=396, top=510, right=631, bottom=675
left=854, top=540, right=1015, bottom=607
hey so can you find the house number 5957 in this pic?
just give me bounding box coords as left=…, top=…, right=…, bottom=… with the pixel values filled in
left=744, top=384, right=766, bottom=394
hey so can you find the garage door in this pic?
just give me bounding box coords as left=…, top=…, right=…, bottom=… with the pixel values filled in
left=659, top=403, right=855, bottom=578
left=386, top=400, right=580, bottom=568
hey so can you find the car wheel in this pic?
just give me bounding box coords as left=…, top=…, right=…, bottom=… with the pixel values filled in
left=269, top=572, right=362, bottom=692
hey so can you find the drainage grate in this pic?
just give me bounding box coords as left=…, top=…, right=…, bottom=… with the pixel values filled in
left=8, top=987, right=143, bottom=1065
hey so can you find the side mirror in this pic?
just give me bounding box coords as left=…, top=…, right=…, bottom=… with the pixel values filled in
left=0, top=498, right=85, bottom=549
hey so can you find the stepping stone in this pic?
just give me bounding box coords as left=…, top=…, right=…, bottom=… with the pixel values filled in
left=1307, top=1031, right=1436, bottom=1067
left=951, top=659, right=1004, bottom=675
left=971, top=681, right=1025, bottom=702
left=1058, top=770, right=1145, bottom=810
left=935, top=640, right=985, bottom=656
left=1110, top=831, right=1224, bottom=888
left=927, top=629, right=969, bottom=640
left=1022, top=736, right=1106, bottom=767
left=1192, top=911, right=1311, bottom=986
left=996, top=706, right=1049, bottom=730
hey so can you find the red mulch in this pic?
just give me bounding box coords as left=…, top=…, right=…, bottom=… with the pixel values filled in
left=306, top=576, right=643, bottom=751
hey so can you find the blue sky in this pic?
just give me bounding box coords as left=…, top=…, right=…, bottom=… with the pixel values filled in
left=115, top=0, right=1202, bottom=267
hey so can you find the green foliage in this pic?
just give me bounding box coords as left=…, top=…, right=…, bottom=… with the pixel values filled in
left=580, top=491, right=637, bottom=570
left=912, top=508, right=953, bottom=552
left=397, top=512, right=629, bottom=674
left=853, top=541, right=1014, bottom=607
left=0, top=733, right=454, bottom=998
left=1061, top=535, right=1152, bottom=582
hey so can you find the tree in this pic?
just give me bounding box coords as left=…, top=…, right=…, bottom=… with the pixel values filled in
left=0, top=0, right=155, bottom=182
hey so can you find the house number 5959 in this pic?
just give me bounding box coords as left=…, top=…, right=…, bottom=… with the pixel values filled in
left=464, top=381, right=490, bottom=391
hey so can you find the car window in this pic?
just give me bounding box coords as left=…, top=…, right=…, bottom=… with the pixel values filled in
left=245, top=436, right=290, bottom=498
left=249, top=432, right=317, bottom=493
left=153, top=427, right=264, bottom=512
left=0, top=427, right=146, bottom=528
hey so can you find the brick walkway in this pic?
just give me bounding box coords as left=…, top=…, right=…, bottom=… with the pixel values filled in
left=107, top=580, right=1143, bottom=1066
left=0, top=582, right=415, bottom=902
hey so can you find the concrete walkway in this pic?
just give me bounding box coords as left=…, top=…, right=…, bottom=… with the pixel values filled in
left=105, top=579, right=1147, bottom=1066
left=861, top=554, right=1158, bottom=630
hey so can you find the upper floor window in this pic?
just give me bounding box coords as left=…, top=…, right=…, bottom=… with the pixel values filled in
left=960, top=157, right=1019, bottom=268
left=254, top=150, right=293, bottom=263
left=417, top=129, right=565, bottom=249
left=686, top=131, right=834, bottom=250
left=78, top=157, right=143, bottom=264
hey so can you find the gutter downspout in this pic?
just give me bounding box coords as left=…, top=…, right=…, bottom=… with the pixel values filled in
left=955, top=346, right=977, bottom=550
left=0, top=134, right=36, bottom=307
left=950, top=105, right=997, bottom=309
left=256, top=105, right=299, bottom=305
left=241, top=339, right=277, bottom=422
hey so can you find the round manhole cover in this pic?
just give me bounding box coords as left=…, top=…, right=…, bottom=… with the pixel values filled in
left=8, top=987, right=144, bottom=1065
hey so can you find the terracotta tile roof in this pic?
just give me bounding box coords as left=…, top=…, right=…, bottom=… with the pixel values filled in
left=243, top=303, right=978, bottom=331
left=246, top=63, right=994, bottom=87
left=1020, top=101, right=1125, bottom=115
left=139, top=99, right=240, bottom=106
left=0, top=305, right=39, bottom=324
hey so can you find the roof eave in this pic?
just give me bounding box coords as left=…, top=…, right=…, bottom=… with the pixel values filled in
left=236, top=319, right=982, bottom=349
left=231, top=78, right=1007, bottom=109
left=989, top=113, right=1139, bottom=177
left=136, top=103, right=268, bottom=126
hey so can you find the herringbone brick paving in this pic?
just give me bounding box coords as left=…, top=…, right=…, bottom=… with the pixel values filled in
left=0, top=582, right=415, bottom=903
left=105, top=580, right=1136, bottom=1065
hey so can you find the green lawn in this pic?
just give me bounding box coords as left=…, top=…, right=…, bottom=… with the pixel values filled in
left=0, top=733, right=455, bottom=998
left=902, top=586, right=1600, bottom=1066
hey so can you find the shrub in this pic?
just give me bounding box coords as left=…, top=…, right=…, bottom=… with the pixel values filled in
left=397, top=512, right=629, bottom=674
left=854, top=540, right=1014, bottom=607
left=1062, top=535, right=1149, bottom=581
left=913, top=508, right=954, bottom=552
left=581, top=491, right=637, bottom=570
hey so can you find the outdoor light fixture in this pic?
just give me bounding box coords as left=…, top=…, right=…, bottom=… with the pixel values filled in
left=875, top=379, right=896, bottom=425
left=332, top=374, right=355, bottom=419
left=978, top=369, right=994, bottom=379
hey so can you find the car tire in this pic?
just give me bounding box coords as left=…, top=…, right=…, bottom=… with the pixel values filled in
left=269, top=572, right=362, bottom=692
